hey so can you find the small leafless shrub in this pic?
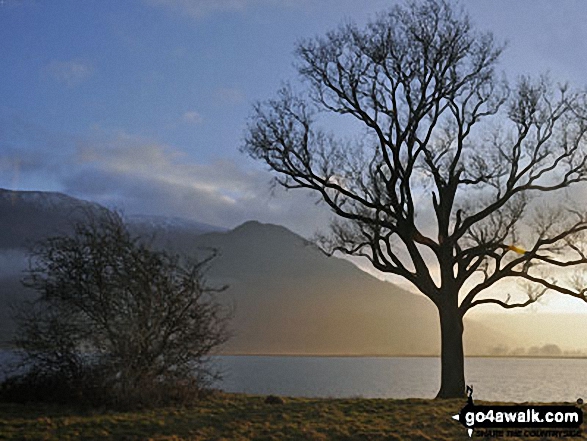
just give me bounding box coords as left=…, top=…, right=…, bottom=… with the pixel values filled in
left=4, top=210, right=231, bottom=408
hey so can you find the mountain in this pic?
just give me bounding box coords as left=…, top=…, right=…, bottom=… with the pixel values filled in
left=0, top=188, right=224, bottom=345
left=161, top=220, right=518, bottom=356
left=0, top=188, right=107, bottom=250
left=126, top=214, right=225, bottom=236
left=0, top=189, right=105, bottom=342
left=0, top=188, right=224, bottom=250
left=0, top=188, right=570, bottom=356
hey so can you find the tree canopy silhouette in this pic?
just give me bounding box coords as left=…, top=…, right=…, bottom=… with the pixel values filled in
left=243, top=0, right=587, bottom=398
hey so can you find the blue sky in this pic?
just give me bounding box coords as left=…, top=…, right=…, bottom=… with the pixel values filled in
left=2, top=0, right=587, bottom=238
left=0, top=0, right=391, bottom=231
left=4, top=0, right=587, bottom=313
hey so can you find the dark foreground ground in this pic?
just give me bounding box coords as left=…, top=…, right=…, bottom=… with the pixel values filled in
left=0, top=392, right=584, bottom=440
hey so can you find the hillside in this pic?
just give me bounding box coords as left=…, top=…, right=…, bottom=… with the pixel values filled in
left=147, top=220, right=515, bottom=356
left=0, top=188, right=107, bottom=250
left=0, top=188, right=530, bottom=354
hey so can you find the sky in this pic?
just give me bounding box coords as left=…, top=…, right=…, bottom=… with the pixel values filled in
left=3, top=0, right=587, bottom=313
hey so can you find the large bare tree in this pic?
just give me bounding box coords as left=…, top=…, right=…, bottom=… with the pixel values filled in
left=243, top=0, right=587, bottom=398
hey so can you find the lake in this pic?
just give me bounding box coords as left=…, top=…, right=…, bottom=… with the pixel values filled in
left=213, top=355, right=587, bottom=403
left=2, top=352, right=586, bottom=403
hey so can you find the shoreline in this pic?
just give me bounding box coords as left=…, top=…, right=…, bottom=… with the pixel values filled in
left=218, top=352, right=587, bottom=360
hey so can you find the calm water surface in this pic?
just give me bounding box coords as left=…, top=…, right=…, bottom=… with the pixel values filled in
left=2, top=352, right=585, bottom=403
left=213, top=356, right=587, bottom=403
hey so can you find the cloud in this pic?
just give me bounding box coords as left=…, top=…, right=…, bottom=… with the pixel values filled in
left=66, top=132, right=331, bottom=238
left=0, top=112, right=329, bottom=237
left=0, top=110, right=80, bottom=190
left=45, top=59, right=93, bottom=87
left=182, top=111, right=203, bottom=125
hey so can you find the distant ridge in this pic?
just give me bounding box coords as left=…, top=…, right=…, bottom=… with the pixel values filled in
left=176, top=219, right=518, bottom=356
left=0, top=188, right=108, bottom=249
left=127, top=214, right=226, bottom=236
left=0, top=188, right=224, bottom=250
left=0, top=188, right=531, bottom=355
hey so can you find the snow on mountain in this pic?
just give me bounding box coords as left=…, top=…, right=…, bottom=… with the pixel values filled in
left=126, top=214, right=225, bottom=235
left=0, top=188, right=100, bottom=212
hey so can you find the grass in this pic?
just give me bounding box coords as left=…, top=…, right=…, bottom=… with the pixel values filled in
left=0, top=392, right=584, bottom=440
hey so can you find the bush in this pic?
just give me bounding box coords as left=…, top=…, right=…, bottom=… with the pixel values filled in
left=4, top=210, right=231, bottom=408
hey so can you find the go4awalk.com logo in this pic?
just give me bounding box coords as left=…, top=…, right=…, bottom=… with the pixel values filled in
left=451, top=386, right=583, bottom=438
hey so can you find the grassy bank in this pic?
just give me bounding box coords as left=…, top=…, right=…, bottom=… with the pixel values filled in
left=0, top=393, right=584, bottom=440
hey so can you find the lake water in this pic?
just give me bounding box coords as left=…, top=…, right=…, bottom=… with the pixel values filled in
left=213, top=356, right=587, bottom=403
left=2, top=352, right=586, bottom=403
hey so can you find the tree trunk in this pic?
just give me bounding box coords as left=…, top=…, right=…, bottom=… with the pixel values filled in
left=435, top=301, right=465, bottom=399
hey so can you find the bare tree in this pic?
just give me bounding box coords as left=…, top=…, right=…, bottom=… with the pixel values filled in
left=12, top=210, right=231, bottom=406
left=243, top=0, right=587, bottom=398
